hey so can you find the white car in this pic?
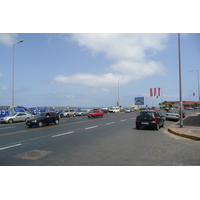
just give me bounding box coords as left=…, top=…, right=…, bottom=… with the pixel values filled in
left=125, top=109, right=131, bottom=113
left=166, top=110, right=185, bottom=121
left=59, top=109, right=76, bottom=118
left=0, top=112, right=35, bottom=124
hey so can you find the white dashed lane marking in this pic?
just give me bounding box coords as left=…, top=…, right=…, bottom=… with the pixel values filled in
left=52, top=131, right=74, bottom=138
left=0, top=143, right=22, bottom=151
left=85, top=126, right=98, bottom=130
left=106, top=122, right=115, bottom=125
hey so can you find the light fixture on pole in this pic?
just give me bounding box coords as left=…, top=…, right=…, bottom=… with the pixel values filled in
left=189, top=69, right=200, bottom=106
left=12, top=39, right=24, bottom=114
left=118, top=77, right=124, bottom=107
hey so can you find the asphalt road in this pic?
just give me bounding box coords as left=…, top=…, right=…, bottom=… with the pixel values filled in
left=1, top=111, right=200, bottom=166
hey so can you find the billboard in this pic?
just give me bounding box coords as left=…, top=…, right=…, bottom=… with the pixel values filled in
left=135, top=97, right=144, bottom=105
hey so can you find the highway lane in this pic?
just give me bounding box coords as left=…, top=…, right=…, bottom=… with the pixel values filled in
left=1, top=111, right=200, bottom=166
left=0, top=113, right=137, bottom=153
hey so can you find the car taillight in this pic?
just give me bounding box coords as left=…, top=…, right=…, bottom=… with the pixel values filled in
left=136, top=117, right=139, bottom=121
left=152, top=118, right=158, bottom=121
left=176, top=115, right=179, bottom=117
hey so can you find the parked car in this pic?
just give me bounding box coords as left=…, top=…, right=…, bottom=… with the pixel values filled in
left=87, top=110, right=104, bottom=118
left=136, top=110, right=165, bottom=130
left=75, top=109, right=88, bottom=116
left=0, top=112, right=35, bottom=124
left=26, top=111, right=59, bottom=127
left=166, top=110, right=185, bottom=121
left=59, top=109, right=76, bottom=118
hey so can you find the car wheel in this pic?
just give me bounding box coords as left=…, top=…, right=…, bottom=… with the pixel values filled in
left=60, top=114, right=63, bottom=118
left=161, top=122, right=164, bottom=127
left=55, top=119, right=59, bottom=125
left=136, top=125, right=140, bottom=129
left=38, top=121, right=42, bottom=127
left=155, top=123, right=160, bottom=130
left=8, top=119, right=13, bottom=124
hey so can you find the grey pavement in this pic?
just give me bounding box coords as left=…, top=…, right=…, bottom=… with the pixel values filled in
left=168, top=112, right=200, bottom=140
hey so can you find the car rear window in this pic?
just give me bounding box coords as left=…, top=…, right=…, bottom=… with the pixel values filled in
left=140, top=112, right=154, bottom=117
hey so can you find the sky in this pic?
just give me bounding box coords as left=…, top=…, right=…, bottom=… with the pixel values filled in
left=0, top=33, right=200, bottom=108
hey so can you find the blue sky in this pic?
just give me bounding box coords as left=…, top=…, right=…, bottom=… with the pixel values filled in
left=0, top=33, right=200, bottom=108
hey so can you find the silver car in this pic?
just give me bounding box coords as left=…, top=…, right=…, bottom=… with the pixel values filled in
left=75, top=109, right=88, bottom=116
left=59, top=109, right=76, bottom=118
left=0, top=112, right=34, bottom=124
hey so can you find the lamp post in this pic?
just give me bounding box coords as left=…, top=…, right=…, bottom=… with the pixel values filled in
left=189, top=69, right=200, bottom=106
left=12, top=39, right=24, bottom=114
left=178, top=33, right=183, bottom=128
left=118, top=77, right=124, bottom=107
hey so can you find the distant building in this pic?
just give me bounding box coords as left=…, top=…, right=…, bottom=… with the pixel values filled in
left=163, top=101, right=199, bottom=108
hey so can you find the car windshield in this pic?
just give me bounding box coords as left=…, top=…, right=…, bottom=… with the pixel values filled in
left=140, top=112, right=154, bottom=117
left=36, top=113, right=45, bottom=117
left=10, top=113, right=17, bottom=116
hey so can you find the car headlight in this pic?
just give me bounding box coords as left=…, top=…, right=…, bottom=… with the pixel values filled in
left=32, top=120, right=37, bottom=123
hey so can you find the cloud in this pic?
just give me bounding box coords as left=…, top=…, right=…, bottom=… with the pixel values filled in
left=0, top=33, right=18, bottom=46
left=53, top=73, right=125, bottom=87
left=53, top=33, right=169, bottom=88
left=0, top=85, right=8, bottom=91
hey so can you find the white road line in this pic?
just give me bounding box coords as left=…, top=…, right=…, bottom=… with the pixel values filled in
left=0, top=126, right=16, bottom=130
left=85, top=126, right=98, bottom=130
left=120, top=119, right=127, bottom=122
left=0, top=143, right=22, bottom=151
left=52, top=131, right=74, bottom=138
left=106, top=122, right=115, bottom=125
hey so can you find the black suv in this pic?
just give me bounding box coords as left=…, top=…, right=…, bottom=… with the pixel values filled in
left=136, top=110, right=165, bottom=130
left=26, top=111, right=60, bottom=127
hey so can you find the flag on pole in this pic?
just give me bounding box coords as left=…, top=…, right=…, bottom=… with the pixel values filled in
left=158, top=88, right=160, bottom=96
left=150, top=88, right=153, bottom=96
left=154, top=88, right=156, bottom=96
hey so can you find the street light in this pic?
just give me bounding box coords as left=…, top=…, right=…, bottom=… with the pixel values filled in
left=118, top=77, right=124, bottom=107
left=12, top=39, right=24, bottom=114
left=178, top=33, right=183, bottom=128
left=189, top=70, right=200, bottom=106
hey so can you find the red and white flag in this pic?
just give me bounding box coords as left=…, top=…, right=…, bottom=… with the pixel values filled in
left=150, top=88, right=153, bottom=96
left=154, top=88, right=156, bottom=96
left=158, top=88, right=160, bottom=96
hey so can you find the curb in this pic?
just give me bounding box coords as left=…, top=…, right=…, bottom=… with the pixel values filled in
left=168, top=128, right=200, bottom=141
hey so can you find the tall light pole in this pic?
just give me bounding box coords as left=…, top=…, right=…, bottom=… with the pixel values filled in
left=118, top=77, right=124, bottom=107
left=189, top=70, right=200, bottom=106
left=178, top=33, right=183, bottom=128
left=12, top=39, right=24, bottom=114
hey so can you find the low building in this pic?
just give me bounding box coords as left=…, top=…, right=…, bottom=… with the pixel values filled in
left=163, top=101, right=199, bottom=109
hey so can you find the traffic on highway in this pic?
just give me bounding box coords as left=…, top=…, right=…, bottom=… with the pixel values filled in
left=1, top=109, right=199, bottom=166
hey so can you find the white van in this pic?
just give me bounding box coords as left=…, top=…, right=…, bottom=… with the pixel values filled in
left=108, top=107, right=120, bottom=113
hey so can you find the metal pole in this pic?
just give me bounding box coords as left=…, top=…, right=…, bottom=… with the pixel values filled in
left=178, top=33, right=183, bottom=128
left=118, top=77, right=124, bottom=107
left=197, top=70, right=200, bottom=106
left=12, top=40, right=24, bottom=114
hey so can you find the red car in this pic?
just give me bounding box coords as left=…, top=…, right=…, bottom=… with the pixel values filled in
left=87, top=110, right=104, bottom=118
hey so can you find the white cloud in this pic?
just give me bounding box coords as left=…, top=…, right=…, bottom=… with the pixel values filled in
left=0, top=86, right=8, bottom=91
left=53, top=33, right=169, bottom=88
left=0, top=33, right=18, bottom=46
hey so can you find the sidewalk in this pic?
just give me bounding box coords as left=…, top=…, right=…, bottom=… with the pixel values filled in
left=168, top=113, right=200, bottom=140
